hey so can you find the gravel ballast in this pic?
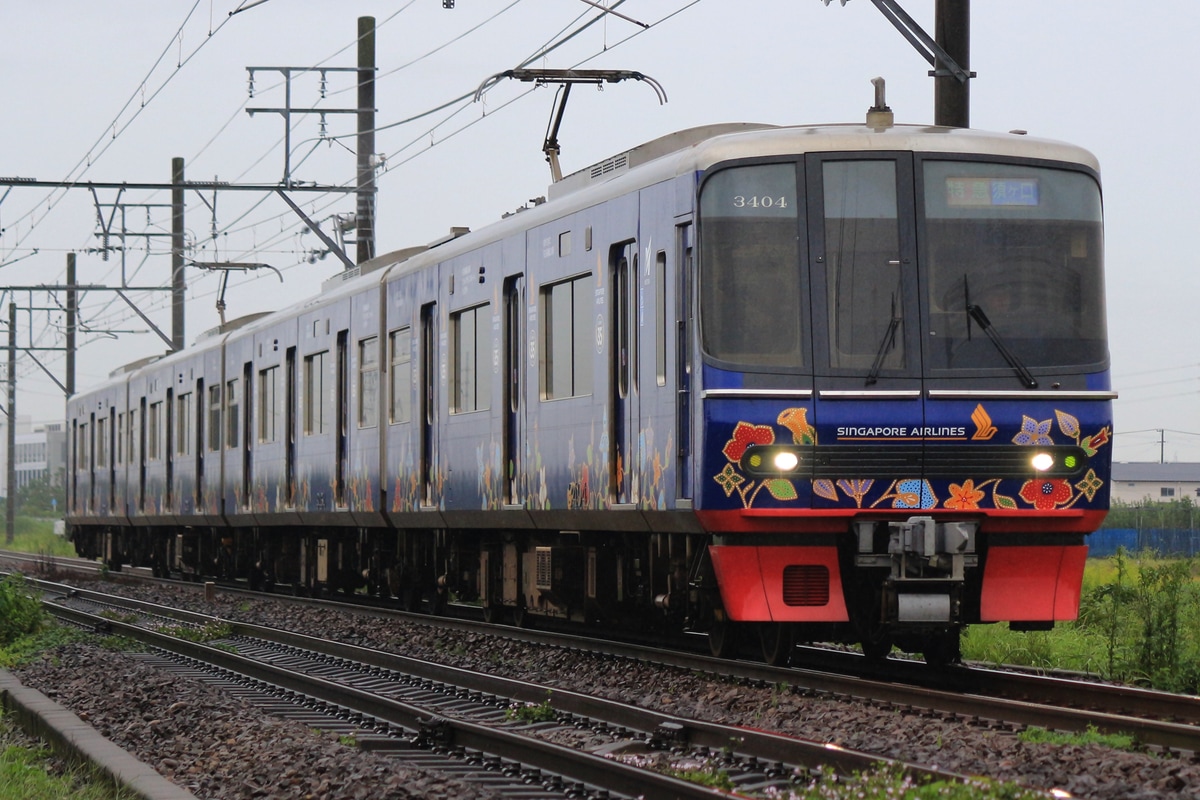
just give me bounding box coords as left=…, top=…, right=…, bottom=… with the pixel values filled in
left=15, top=579, right=1200, bottom=800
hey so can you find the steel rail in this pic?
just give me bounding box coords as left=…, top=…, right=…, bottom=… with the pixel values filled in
left=23, top=569, right=1200, bottom=754
left=46, top=602, right=734, bottom=800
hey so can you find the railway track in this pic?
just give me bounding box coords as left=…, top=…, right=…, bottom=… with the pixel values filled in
left=40, top=582, right=969, bottom=799
left=8, top=552, right=1200, bottom=754
left=7, top=554, right=1200, bottom=753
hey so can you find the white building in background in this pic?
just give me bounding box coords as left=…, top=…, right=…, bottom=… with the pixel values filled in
left=0, top=416, right=68, bottom=501
left=1110, top=462, right=1200, bottom=504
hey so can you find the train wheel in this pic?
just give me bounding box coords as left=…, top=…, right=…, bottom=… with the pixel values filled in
left=860, top=632, right=894, bottom=662
left=759, top=623, right=793, bottom=667
left=482, top=605, right=502, bottom=624
left=922, top=631, right=962, bottom=667
left=708, top=618, right=739, bottom=659
left=511, top=606, right=534, bottom=629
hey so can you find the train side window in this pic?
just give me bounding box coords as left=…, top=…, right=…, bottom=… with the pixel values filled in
left=358, top=336, right=379, bottom=428
left=208, top=385, right=222, bottom=451
left=128, top=408, right=137, bottom=462
left=225, top=379, right=239, bottom=449
left=304, top=350, right=328, bottom=435
left=389, top=327, right=412, bottom=424
left=540, top=274, right=594, bottom=399
left=258, top=367, right=278, bottom=443
left=176, top=392, right=192, bottom=456
left=655, top=250, right=667, bottom=387
left=116, top=413, right=124, bottom=465
left=95, top=417, right=107, bottom=469
left=450, top=305, right=491, bottom=414
left=147, top=402, right=162, bottom=461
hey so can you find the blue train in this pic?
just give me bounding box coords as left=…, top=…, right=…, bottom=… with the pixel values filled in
left=66, top=104, right=1113, bottom=665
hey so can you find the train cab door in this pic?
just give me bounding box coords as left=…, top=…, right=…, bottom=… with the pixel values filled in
left=610, top=242, right=639, bottom=505
left=675, top=223, right=694, bottom=501
left=807, top=154, right=924, bottom=460
left=502, top=276, right=523, bottom=505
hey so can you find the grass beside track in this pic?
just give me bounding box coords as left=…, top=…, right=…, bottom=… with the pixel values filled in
left=0, top=709, right=133, bottom=800
left=3, top=517, right=74, bottom=558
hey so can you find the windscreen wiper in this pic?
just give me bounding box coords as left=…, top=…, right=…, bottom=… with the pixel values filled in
left=866, top=294, right=901, bottom=386
left=966, top=303, right=1038, bottom=388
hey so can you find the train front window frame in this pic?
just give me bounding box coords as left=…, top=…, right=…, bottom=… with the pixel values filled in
left=698, top=161, right=806, bottom=370
left=697, top=153, right=1106, bottom=377
left=818, top=158, right=909, bottom=373
left=919, top=157, right=1106, bottom=373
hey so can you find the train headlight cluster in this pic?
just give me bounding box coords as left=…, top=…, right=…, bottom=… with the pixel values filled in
left=1031, top=452, right=1055, bottom=472
left=1028, top=448, right=1085, bottom=475
left=741, top=445, right=808, bottom=476
left=774, top=451, right=800, bottom=471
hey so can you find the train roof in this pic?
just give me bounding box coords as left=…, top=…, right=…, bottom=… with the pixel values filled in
left=551, top=121, right=1100, bottom=202
left=366, top=120, right=1101, bottom=282
left=75, top=118, right=1102, bottom=401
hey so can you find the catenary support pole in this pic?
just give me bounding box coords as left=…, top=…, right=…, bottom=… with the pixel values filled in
left=171, top=157, right=185, bottom=351
left=6, top=303, right=15, bottom=544
left=356, top=16, right=376, bottom=264
left=934, top=0, right=969, bottom=128
left=66, top=254, right=76, bottom=398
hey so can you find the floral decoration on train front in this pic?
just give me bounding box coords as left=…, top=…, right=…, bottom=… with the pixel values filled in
left=714, top=404, right=1111, bottom=511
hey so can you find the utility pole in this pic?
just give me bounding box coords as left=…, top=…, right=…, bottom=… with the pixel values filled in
left=357, top=15, right=377, bottom=264
left=172, top=157, right=186, bottom=351
left=6, top=303, right=15, bottom=544
left=66, top=254, right=76, bottom=398
left=824, top=0, right=973, bottom=127
left=933, top=0, right=970, bottom=128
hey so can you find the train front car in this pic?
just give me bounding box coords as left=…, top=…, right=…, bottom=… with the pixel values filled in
left=693, top=122, right=1112, bottom=665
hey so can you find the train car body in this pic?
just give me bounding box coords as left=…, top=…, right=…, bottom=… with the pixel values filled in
left=67, top=112, right=1113, bottom=664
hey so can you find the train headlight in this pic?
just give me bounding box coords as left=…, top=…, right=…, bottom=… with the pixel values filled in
left=1022, top=447, right=1087, bottom=476
left=774, top=451, right=800, bottom=471
left=1031, top=452, right=1055, bottom=472
left=740, top=445, right=810, bottom=476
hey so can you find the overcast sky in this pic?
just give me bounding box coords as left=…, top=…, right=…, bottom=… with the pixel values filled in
left=1, top=1, right=1197, bottom=463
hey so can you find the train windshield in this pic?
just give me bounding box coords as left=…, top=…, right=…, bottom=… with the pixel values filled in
left=921, top=160, right=1106, bottom=371
left=698, top=163, right=805, bottom=368
left=698, top=156, right=1106, bottom=374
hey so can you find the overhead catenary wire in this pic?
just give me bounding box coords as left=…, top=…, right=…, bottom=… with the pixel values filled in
left=11, top=2, right=706, bottom=395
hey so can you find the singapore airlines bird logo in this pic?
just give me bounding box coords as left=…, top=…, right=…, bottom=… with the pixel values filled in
left=971, top=404, right=998, bottom=440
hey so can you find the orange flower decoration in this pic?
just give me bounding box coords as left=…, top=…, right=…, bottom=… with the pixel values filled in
left=946, top=479, right=985, bottom=510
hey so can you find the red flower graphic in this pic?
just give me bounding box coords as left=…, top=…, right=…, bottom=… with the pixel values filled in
left=1019, top=478, right=1073, bottom=510
left=722, top=422, right=775, bottom=462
